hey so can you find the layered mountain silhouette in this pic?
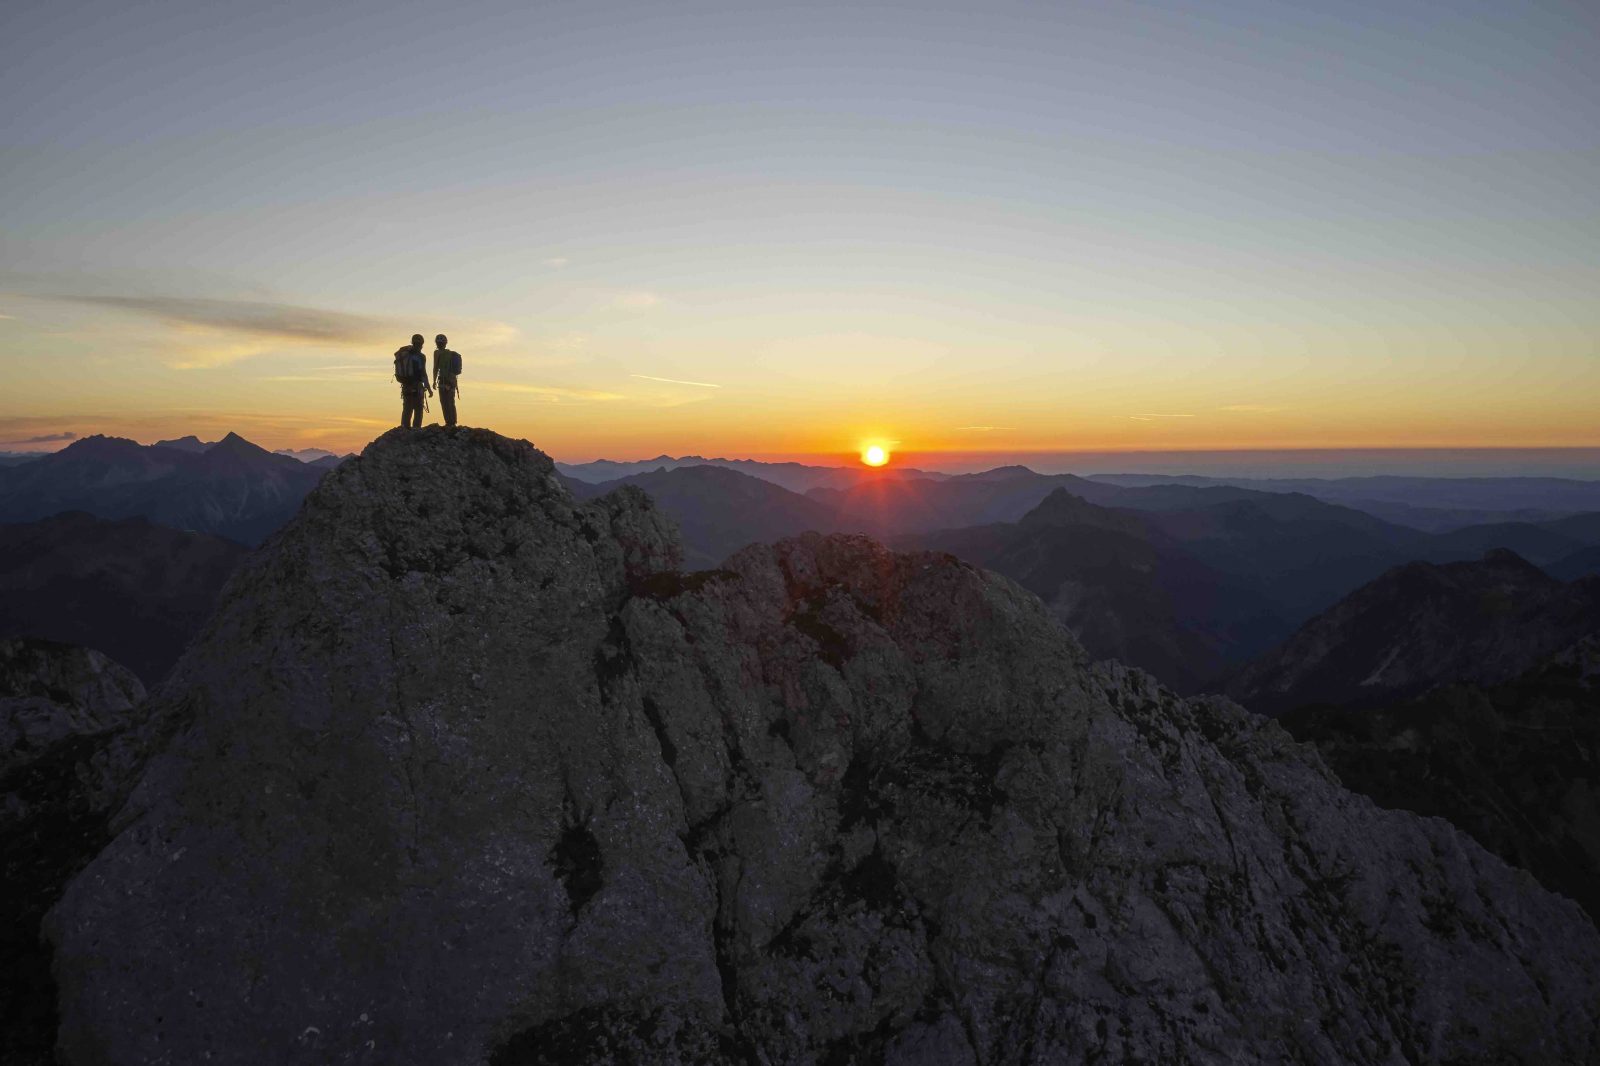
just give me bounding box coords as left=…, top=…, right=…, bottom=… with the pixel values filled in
left=0, top=433, right=329, bottom=545
left=566, top=464, right=859, bottom=568
left=1550, top=544, right=1600, bottom=580
left=904, top=489, right=1285, bottom=691
left=558, top=453, right=949, bottom=493
left=0, top=512, right=248, bottom=684
left=1230, top=549, right=1600, bottom=713
left=1091, top=473, right=1600, bottom=531
left=27, top=428, right=1600, bottom=1064
left=1281, top=636, right=1600, bottom=922
left=152, top=434, right=216, bottom=453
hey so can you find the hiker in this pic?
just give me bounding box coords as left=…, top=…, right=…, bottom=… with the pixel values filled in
left=393, top=334, right=431, bottom=428
left=432, top=334, right=463, bottom=428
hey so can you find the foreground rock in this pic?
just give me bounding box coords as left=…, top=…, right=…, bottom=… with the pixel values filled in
left=2, top=640, right=148, bottom=1065
left=47, top=428, right=1600, bottom=1064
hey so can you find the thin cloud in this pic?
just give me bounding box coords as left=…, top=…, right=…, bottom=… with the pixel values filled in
left=49, top=295, right=388, bottom=345
left=955, top=426, right=1012, bottom=432
left=1, top=431, right=76, bottom=444
left=1219, top=404, right=1283, bottom=413
left=477, top=382, right=626, bottom=402
left=543, top=257, right=569, bottom=268
left=631, top=374, right=721, bottom=389
left=612, top=292, right=660, bottom=311
left=0, top=313, right=14, bottom=320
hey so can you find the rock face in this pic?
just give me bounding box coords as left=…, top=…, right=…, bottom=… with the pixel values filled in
left=1282, top=634, right=1600, bottom=923
left=1230, top=549, right=1600, bottom=713
left=2, top=640, right=149, bottom=1065
left=46, top=429, right=1600, bottom=1064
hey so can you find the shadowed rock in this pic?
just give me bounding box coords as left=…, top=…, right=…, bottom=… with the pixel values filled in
left=44, top=427, right=1600, bottom=1064
left=2, top=640, right=149, bottom=1064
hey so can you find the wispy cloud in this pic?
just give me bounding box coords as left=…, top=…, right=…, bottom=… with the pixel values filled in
left=52, top=295, right=388, bottom=345
left=1, top=431, right=76, bottom=444
left=0, top=313, right=14, bottom=320
left=955, top=425, right=1012, bottom=432
left=612, top=292, right=660, bottom=311
left=631, top=374, right=721, bottom=389
left=1129, top=413, right=1195, bottom=422
left=1219, top=404, right=1283, bottom=413
left=476, top=382, right=626, bottom=402
left=543, top=257, right=569, bottom=268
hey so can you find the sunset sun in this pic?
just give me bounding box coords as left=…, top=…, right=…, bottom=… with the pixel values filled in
left=861, top=445, right=889, bottom=467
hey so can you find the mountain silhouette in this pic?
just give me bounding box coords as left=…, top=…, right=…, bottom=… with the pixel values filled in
left=557, top=454, right=949, bottom=494
left=0, top=433, right=330, bottom=545
left=1230, top=550, right=1600, bottom=713
left=1091, top=473, right=1600, bottom=531
left=152, top=434, right=215, bottom=453
left=1281, top=635, right=1600, bottom=922
left=1549, top=544, right=1600, bottom=580
left=36, top=427, right=1600, bottom=1064
left=0, top=512, right=248, bottom=684
left=905, top=489, right=1285, bottom=691
left=575, top=465, right=860, bottom=567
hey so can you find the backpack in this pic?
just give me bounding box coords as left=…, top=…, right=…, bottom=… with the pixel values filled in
left=393, top=348, right=425, bottom=386
left=449, top=350, right=463, bottom=377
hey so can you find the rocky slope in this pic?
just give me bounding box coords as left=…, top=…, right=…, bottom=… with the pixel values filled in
left=0, top=512, right=250, bottom=684
left=43, top=428, right=1600, bottom=1064
left=1281, top=634, right=1600, bottom=923
left=1230, top=549, right=1600, bottom=713
left=2, top=640, right=150, bottom=1064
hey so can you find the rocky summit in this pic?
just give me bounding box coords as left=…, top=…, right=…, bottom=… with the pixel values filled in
left=43, top=428, right=1600, bottom=1064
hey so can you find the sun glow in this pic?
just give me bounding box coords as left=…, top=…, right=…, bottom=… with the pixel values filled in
left=861, top=444, right=890, bottom=467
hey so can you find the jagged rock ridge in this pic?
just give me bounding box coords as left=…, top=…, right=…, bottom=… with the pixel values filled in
left=45, top=428, right=1600, bottom=1064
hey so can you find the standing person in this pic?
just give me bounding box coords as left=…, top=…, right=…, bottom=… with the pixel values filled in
left=432, top=334, right=463, bottom=428
left=393, top=334, right=431, bottom=428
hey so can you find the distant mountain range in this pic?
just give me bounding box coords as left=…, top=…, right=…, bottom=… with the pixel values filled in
left=1088, top=473, right=1600, bottom=531
left=902, top=488, right=1287, bottom=691
left=0, top=512, right=249, bottom=684
left=1230, top=550, right=1600, bottom=713
left=0, top=433, right=331, bottom=545
left=563, top=463, right=1600, bottom=688
left=567, top=465, right=861, bottom=568
left=556, top=453, right=949, bottom=493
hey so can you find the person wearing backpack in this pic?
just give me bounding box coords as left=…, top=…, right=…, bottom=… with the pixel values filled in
left=393, top=333, right=432, bottom=428
left=432, top=334, right=463, bottom=428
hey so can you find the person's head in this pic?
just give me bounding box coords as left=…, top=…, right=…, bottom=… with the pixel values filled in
left=410, top=333, right=424, bottom=349
left=435, top=334, right=448, bottom=349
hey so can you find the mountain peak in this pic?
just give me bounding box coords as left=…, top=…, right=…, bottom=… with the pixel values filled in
left=153, top=434, right=214, bottom=453
left=42, top=426, right=1600, bottom=1063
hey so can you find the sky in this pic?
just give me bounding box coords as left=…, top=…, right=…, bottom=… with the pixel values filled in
left=3, top=0, right=1597, bottom=471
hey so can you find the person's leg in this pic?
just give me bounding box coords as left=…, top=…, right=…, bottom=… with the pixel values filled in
left=400, top=393, right=410, bottom=428
left=403, top=391, right=421, bottom=428
left=442, top=388, right=457, bottom=427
